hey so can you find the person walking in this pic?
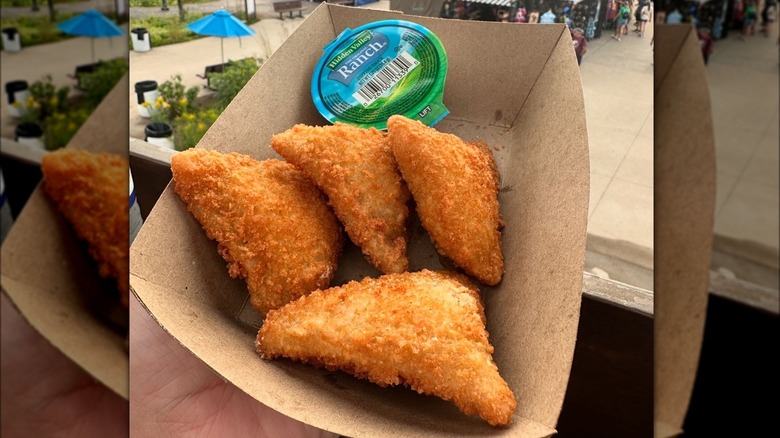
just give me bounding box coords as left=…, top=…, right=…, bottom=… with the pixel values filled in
left=528, top=8, right=540, bottom=24
left=637, top=1, right=651, bottom=37
left=741, top=0, right=759, bottom=39
left=571, top=27, right=588, bottom=65
left=540, top=7, right=557, bottom=24
left=612, top=1, right=631, bottom=41
left=440, top=1, right=455, bottom=19
left=666, top=5, right=683, bottom=24
left=697, top=26, right=714, bottom=65
left=760, top=0, right=777, bottom=36
left=633, top=0, right=643, bottom=32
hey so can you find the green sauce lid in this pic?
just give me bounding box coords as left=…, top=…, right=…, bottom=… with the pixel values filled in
left=311, top=20, right=449, bottom=130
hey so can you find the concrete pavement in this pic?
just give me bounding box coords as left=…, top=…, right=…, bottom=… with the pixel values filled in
left=706, top=23, right=779, bottom=273
left=579, top=19, right=655, bottom=286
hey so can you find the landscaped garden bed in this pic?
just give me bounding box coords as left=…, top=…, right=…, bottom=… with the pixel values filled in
left=144, top=57, right=261, bottom=151
left=13, top=58, right=128, bottom=150
left=1, top=3, right=128, bottom=48
left=128, top=1, right=259, bottom=48
left=128, top=12, right=209, bottom=48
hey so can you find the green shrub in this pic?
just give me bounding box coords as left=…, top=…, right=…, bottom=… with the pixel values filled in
left=172, top=108, right=220, bottom=151
left=0, top=0, right=33, bottom=6
left=129, top=0, right=215, bottom=6
left=209, top=58, right=262, bottom=110
left=42, top=107, right=91, bottom=150
left=129, top=0, right=160, bottom=6
left=1, top=7, right=126, bottom=47
left=128, top=12, right=207, bottom=47
left=15, top=74, right=69, bottom=124
left=147, top=74, right=200, bottom=123
left=8, top=66, right=123, bottom=151
left=0, top=13, right=76, bottom=47
left=79, top=58, right=128, bottom=107
left=30, top=75, right=70, bottom=117
left=0, top=0, right=84, bottom=5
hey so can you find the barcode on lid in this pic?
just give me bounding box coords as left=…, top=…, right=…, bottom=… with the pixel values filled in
left=352, top=51, right=419, bottom=107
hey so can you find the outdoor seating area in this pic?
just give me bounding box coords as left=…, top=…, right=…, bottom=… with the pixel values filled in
left=67, top=62, right=103, bottom=91
left=273, top=1, right=306, bottom=20
left=196, top=62, right=228, bottom=90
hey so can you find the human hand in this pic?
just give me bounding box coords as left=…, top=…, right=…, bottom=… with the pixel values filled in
left=1, top=292, right=128, bottom=437
left=129, top=293, right=336, bottom=438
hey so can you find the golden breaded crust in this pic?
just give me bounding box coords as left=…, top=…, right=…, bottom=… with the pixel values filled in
left=257, top=269, right=516, bottom=426
left=170, top=149, right=343, bottom=317
left=41, top=149, right=129, bottom=308
left=271, top=123, right=410, bottom=274
left=387, top=115, right=504, bottom=285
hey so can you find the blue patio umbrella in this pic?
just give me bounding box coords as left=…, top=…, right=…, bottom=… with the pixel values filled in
left=57, top=9, right=125, bottom=63
left=186, top=9, right=256, bottom=65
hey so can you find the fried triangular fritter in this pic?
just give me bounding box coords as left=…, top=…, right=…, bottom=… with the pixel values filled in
left=386, top=115, right=504, bottom=285
left=41, top=149, right=129, bottom=307
left=271, top=123, right=410, bottom=274
left=257, top=269, right=516, bottom=426
left=171, top=149, right=343, bottom=317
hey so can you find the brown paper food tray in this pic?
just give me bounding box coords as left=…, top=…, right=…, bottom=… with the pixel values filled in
left=654, top=24, right=716, bottom=438
left=0, top=74, right=131, bottom=399
left=130, top=5, right=589, bottom=436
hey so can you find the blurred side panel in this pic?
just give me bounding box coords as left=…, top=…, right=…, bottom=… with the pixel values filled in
left=654, top=23, right=717, bottom=438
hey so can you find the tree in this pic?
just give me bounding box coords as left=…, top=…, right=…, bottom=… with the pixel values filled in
left=178, top=0, right=185, bottom=22
left=47, top=0, right=56, bottom=22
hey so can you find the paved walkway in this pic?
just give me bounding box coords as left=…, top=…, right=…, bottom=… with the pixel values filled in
left=579, top=20, right=655, bottom=259
left=706, top=24, right=779, bottom=266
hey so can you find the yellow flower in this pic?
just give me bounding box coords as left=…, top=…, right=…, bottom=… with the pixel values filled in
left=67, top=122, right=77, bottom=131
left=162, top=102, right=171, bottom=109
left=179, top=97, right=188, bottom=106
left=26, top=96, right=34, bottom=105
left=197, top=122, right=206, bottom=131
left=141, top=101, right=150, bottom=107
left=12, top=101, right=21, bottom=108
left=50, top=97, right=58, bottom=107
